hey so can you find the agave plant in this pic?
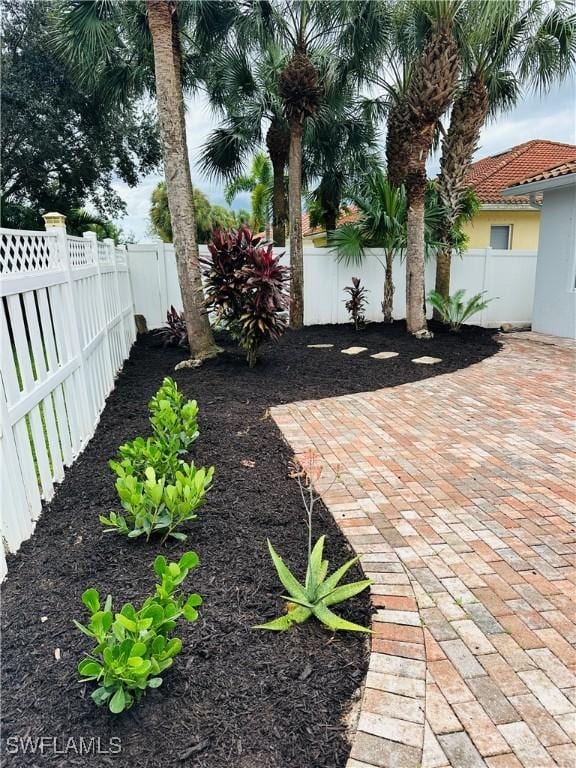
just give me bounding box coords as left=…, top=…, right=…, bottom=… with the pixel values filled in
left=427, top=289, right=492, bottom=331
left=255, top=450, right=371, bottom=634
left=254, top=536, right=372, bottom=633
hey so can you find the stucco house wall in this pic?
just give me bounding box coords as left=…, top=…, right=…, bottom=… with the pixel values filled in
left=462, top=208, right=541, bottom=250
left=306, top=208, right=541, bottom=249
left=531, top=184, right=576, bottom=338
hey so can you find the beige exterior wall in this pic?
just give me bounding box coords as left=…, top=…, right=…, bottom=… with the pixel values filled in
left=462, top=208, right=541, bottom=250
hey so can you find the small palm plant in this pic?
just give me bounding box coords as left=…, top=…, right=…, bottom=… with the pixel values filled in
left=330, top=171, right=446, bottom=323
left=255, top=451, right=371, bottom=634
left=427, top=289, right=492, bottom=331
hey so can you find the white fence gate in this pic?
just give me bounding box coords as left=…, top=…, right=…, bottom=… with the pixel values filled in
left=0, top=225, right=136, bottom=577
left=127, top=243, right=537, bottom=329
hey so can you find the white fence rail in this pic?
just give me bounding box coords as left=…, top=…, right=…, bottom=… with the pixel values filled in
left=0, top=226, right=136, bottom=578
left=127, top=243, right=537, bottom=329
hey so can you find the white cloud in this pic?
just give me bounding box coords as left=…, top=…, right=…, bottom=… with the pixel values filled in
left=113, top=80, right=576, bottom=241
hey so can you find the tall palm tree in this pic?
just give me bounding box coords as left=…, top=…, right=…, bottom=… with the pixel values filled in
left=330, top=171, right=447, bottom=323
left=384, top=1, right=462, bottom=336
left=259, top=0, right=389, bottom=328
left=51, top=0, right=235, bottom=360
left=225, top=152, right=273, bottom=237
left=200, top=42, right=290, bottom=246
left=146, top=1, right=217, bottom=359
left=434, top=0, right=576, bottom=307
left=202, top=2, right=387, bottom=327
left=201, top=39, right=382, bottom=252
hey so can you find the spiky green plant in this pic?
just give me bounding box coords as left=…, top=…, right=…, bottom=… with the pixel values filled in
left=254, top=536, right=372, bottom=633
left=255, top=450, right=371, bottom=633
left=427, top=289, right=492, bottom=331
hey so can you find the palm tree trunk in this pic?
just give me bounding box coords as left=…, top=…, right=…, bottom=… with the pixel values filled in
left=288, top=120, right=304, bottom=328
left=436, top=75, right=489, bottom=319
left=324, top=206, right=338, bottom=234
left=267, top=123, right=289, bottom=247
left=433, top=243, right=452, bottom=320
left=386, top=18, right=460, bottom=337
left=271, top=157, right=287, bottom=246
left=405, top=173, right=427, bottom=334
left=147, top=0, right=218, bottom=360
left=383, top=249, right=394, bottom=323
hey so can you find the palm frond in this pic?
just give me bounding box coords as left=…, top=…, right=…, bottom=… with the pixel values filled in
left=198, top=122, right=256, bottom=182
left=329, top=224, right=366, bottom=267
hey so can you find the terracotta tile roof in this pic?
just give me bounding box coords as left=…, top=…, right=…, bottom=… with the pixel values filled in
left=511, top=159, right=576, bottom=187
left=302, top=207, right=360, bottom=237
left=465, top=139, right=576, bottom=204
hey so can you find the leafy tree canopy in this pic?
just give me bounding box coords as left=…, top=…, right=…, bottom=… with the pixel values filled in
left=149, top=182, right=247, bottom=244
left=1, top=0, right=161, bottom=230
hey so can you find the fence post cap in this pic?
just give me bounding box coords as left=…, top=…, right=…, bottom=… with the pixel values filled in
left=82, top=230, right=98, bottom=241
left=42, top=212, right=67, bottom=229
left=103, top=238, right=115, bottom=246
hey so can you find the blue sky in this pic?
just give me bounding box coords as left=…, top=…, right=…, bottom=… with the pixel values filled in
left=114, top=78, right=576, bottom=241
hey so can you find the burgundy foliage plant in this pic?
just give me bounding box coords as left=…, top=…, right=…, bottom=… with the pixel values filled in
left=156, top=305, right=188, bottom=348
left=344, top=277, right=368, bottom=331
left=203, top=226, right=290, bottom=366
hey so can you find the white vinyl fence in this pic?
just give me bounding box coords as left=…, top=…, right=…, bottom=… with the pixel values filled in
left=127, top=243, right=537, bottom=329
left=0, top=226, right=136, bottom=577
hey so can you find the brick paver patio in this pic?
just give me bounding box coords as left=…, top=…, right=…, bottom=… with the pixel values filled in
left=272, top=335, right=576, bottom=768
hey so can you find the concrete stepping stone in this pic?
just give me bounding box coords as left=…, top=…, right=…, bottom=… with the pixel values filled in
left=371, top=351, right=399, bottom=360
left=341, top=346, right=368, bottom=355
left=307, top=344, right=334, bottom=348
left=412, top=356, right=442, bottom=365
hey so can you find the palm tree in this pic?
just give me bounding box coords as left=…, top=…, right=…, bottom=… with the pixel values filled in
left=384, top=1, right=462, bottom=336
left=225, top=152, right=273, bottom=237
left=200, top=43, right=290, bottom=247
left=52, top=0, right=235, bottom=361
left=330, top=171, right=447, bottom=323
left=146, top=1, right=218, bottom=359
left=434, top=0, right=576, bottom=307
left=303, top=94, right=381, bottom=234
left=201, top=37, right=383, bottom=254
left=260, top=0, right=389, bottom=328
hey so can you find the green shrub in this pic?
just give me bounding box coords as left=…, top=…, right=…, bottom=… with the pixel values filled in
left=427, top=289, right=493, bottom=331
left=115, top=436, right=183, bottom=484
left=101, top=464, right=213, bottom=543
left=76, top=552, right=201, bottom=714
left=149, top=377, right=199, bottom=452
left=148, top=376, right=185, bottom=413
left=111, top=378, right=199, bottom=485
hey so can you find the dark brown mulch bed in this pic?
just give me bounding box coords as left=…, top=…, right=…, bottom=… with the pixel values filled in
left=1, top=322, right=499, bottom=768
